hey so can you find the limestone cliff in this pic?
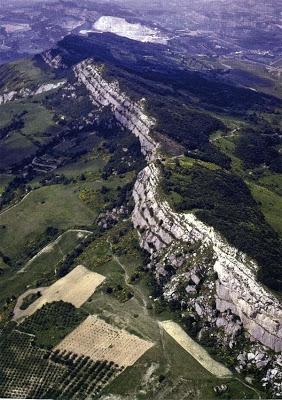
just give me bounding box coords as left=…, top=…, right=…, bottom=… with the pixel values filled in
left=73, top=60, right=158, bottom=161
left=71, top=57, right=281, bottom=393
left=133, top=164, right=282, bottom=353
left=73, top=58, right=281, bottom=353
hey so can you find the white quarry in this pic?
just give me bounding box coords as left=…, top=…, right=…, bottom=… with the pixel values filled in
left=84, top=16, right=169, bottom=45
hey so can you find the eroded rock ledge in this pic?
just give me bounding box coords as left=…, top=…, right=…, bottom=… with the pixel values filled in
left=74, top=60, right=158, bottom=161
left=73, top=58, right=282, bottom=356
left=0, top=81, right=66, bottom=106
left=133, top=164, right=282, bottom=353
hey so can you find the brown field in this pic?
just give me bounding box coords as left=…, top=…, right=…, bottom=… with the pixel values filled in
left=13, top=265, right=105, bottom=321
left=55, top=315, right=154, bottom=367
left=159, top=321, right=232, bottom=378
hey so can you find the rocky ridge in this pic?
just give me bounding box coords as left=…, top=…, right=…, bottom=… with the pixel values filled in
left=42, top=51, right=66, bottom=70
left=132, top=164, right=282, bottom=352
left=71, top=58, right=281, bottom=394
left=73, top=60, right=158, bottom=161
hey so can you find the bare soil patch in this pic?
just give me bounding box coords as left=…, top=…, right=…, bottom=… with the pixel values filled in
left=159, top=320, right=232, bottom=378
left=13, top=265, right=105, bottom=321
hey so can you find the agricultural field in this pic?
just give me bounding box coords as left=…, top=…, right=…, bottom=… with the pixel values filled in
left=0, top=329, right=66, bottom=399
left=13, top=265, right=105, bottom=321
left=0, top=184, right=97, bottom=264
left=19, top=301, right=88, bottom=348
left=0, top=327, right=121, bottom=399
left=159, top=321, right=231, bottom=378
left=55, top=315, right=154, bottom=367
left=0, top=229, right=91, bottom=308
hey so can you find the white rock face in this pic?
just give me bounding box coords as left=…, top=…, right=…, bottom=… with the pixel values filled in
left=132, top=164, right=282, bottom=352
left=74, top=60, right=159, bottom=161
left=73, top=58, right=282, bottom=353
left=42, top=51, right=65, bottom=70
left=34, top=81, right=66, bottom=95
left=0, top=81, right=65, bottom=106
left=91, top=16, right=169, bottom=45
left=0, top=90, right=18, bottom=105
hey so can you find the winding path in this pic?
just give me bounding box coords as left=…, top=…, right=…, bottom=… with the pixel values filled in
left=0, top=191, right=33, bottom=217
left=19, top=229, right=92, bottom=273
left=108, top=240, right=149, bottom=312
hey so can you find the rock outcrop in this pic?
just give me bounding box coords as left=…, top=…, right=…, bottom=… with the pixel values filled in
left=74, top=60, right=159, bottom=161
left=0, top=81, right=65, bottom=106
left=41, top=50, right=66, bottom=70
left=72, top=58, right=282, bottom=355
left=132, top=164, right=282, bottom=353
left=0, top=90, right=18, bottom=105
left=71, top=60, right=282, bottom=362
